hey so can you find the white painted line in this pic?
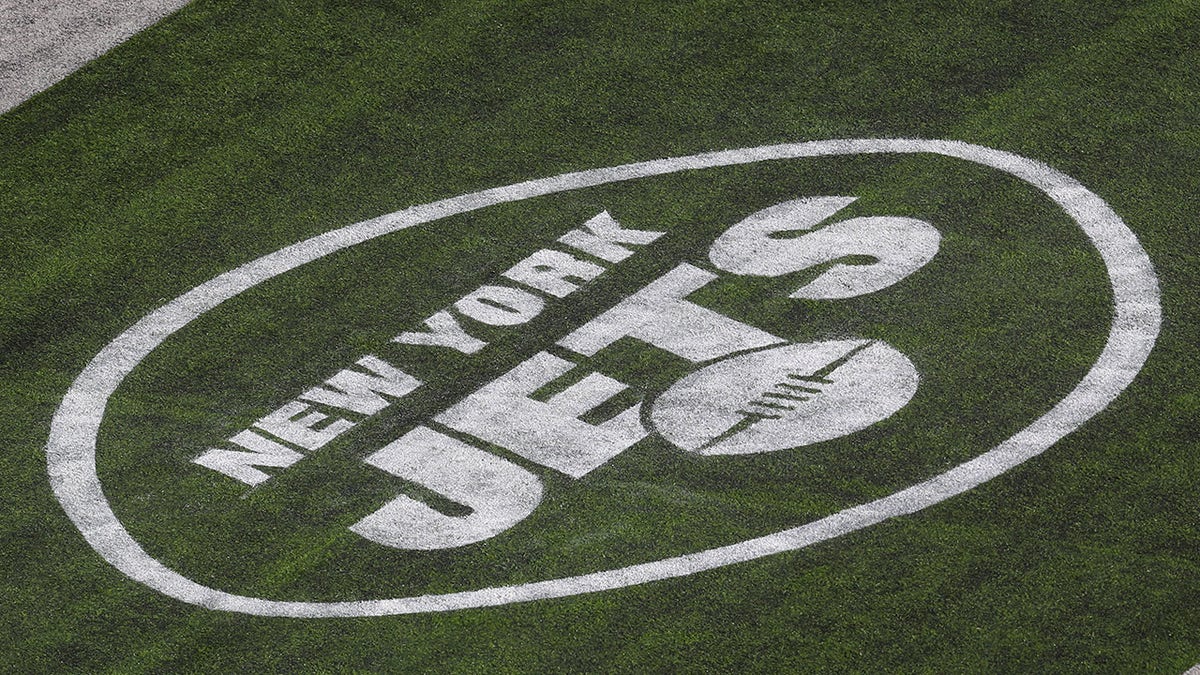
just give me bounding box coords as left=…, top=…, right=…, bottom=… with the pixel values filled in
left=0, top=0, right=192, bottom=115
left=46, top=139, right=1161, bottom=617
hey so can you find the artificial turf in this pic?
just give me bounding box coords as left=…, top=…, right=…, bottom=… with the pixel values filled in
left=2, top=0, right=1198, bottom=671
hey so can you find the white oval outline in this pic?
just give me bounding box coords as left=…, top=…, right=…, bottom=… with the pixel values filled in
left=46, top=139, right=1161, bottom=617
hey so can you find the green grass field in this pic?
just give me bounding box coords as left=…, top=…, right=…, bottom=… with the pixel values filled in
left=2, top=0, right=1199, bottom=671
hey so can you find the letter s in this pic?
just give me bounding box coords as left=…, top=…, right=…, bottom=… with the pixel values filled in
left=708, top=196, right=941, bottom=300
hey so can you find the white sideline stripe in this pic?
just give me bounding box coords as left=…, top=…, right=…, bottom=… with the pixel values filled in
left=0, top=0, right=192, bottom=115
left=46, top=139, right=1161, bottom=617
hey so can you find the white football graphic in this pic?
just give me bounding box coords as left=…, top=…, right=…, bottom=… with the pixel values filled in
left=649, top=339, right=919, bottom=455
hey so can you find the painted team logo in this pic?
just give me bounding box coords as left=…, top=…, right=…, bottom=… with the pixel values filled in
left=47, top=139, right=1160, bottom=617
left=650, top=339, right=919, bottom=456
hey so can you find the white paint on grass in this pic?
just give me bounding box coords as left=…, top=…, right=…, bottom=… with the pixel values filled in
left=389, top=211, right=662, bottom=358
left=559, top=262, right=786, bottom=362
left=46, top=139, right=1161, bottom=616
left=252, top=401, right=355, bottom=452
left=392, top=311, right=487, bottom=354
left=557, top=211, right=664, bottom=263
left=299, top=355, right=422, bottom=417
left=435, top=351, right=646, bottom=479
left=352, top=426, right=544, bottom=550
left=502, top=249, right=606, bottom=298
left=191, top=430, right=304, bottom=488
left=0, top=0, right=192, bottom=115
left=194, top=355, right=422, bottom=486
left=650, top=340, right=919, bottom=455
left=454, top=285, right=546, bottom=327
left=709, top=196, right=942, bottom=300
